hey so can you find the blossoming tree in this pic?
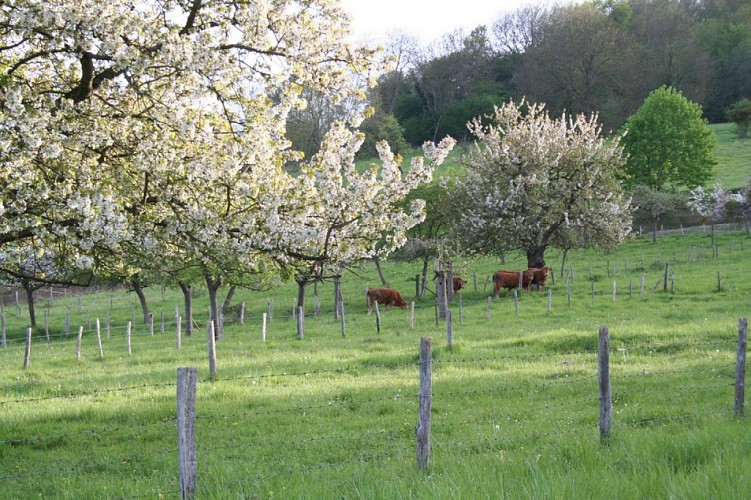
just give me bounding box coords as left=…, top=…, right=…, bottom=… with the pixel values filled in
left=450, top=100, right=632, bottom=268
left=1, top=1, right=451, bottom=337
left=246, top=120, right=454, bottom=332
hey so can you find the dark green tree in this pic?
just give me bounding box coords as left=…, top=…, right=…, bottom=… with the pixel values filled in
left=621, top=86, right=717, bottom=191
left=727, top=98, right=751, bottom=137
left=357, top=112, right=408, bottom=159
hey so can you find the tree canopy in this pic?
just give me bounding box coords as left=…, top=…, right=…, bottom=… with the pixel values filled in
left=620, top=86, right=717, bottom=191
left=449, top=100, right=632, bottom=268
left=0, top=0, right=454, bottom=326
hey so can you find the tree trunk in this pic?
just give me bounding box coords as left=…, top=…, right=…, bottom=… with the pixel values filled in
left=374, top=257, right=389, bottom=287
left=526, top=246, right=546, bottom=269
left=22, top=280, right=37, bottom=327
left=560, top=249, right=568, bottom=278
left=420, top=257, right=429, bottom=298
left=652, top=216, right=658, bottom=244
left=222, top=285, right=237, bottom=311
left=435, top=273, right=447, bottom=318
left=131, top=279, right=150, bottom=324
left=203, top=273, right=222, bottom=339
left=333, top=275, right=341, bottom=320
left=178, top=281, right=193, bottom=337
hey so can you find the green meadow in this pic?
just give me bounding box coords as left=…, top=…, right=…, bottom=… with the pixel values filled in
left=1, top=229, right=750, bottom=498
left=712, top=123, right=751, bottom=190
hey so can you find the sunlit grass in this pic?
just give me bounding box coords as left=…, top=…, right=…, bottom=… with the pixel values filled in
left=1, top=230, right=750, bottom=497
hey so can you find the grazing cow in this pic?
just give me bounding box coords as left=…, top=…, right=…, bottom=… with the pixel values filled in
left=492, top=269, right=535, bottom=298
left=434, top=271, right=466, bottom=295
left=367, top=287, right=408, bottom=314
left=452, top=276, right=467, bottom=294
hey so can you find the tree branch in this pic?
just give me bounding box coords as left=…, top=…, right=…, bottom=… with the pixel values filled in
left=180, top=0, right=203, bottom=35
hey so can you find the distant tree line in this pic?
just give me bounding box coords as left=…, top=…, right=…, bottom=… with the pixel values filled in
left=365, top=0, right=751, bottom=148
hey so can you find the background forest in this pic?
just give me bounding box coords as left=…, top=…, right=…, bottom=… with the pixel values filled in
left=287, top=0, right=751, bottom=158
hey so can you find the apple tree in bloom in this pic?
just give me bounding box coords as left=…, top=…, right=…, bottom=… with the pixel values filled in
left=1, top=0, right=398, bottom=333
left=248, top=119, right=455, bottom=321
left=450, top=100, right=632, bottom=268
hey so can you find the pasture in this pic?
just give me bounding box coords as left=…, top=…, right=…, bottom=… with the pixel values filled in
left=1, top=229, right=750, bottom=498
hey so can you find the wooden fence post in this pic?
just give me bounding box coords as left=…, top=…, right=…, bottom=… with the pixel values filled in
left=459, top=295, right=463, bottom=324
left=96, top=319, right=104, bottom=359
left=547, top=289, right=552, bottom=311
left=77, top=326, right=83, bottom=360
left=446, top=310, right=453, bottom=347
left=207, top=321, right=217, bottom=379
left=340, top=300, right=346, bottom=338
left=375, top=301, right=381, bottom=334
left=735, top=318, right=748, bottom=417
left=410, top=302, right=415, bottom=331
left=486, top=296, right=492, bottom=320
left=262, top=313, right=267, bottom=342
left=663, top=264, right=670, bottom=292
left=177, top=316, right=182, bottom=350
left=44, top=309, right=49, bottom=343
left=417, top=337, right=432, bottom=470
left=1, top=313, right=5, bottom=350
left=598, top=325, right=612, bottom=442
left=297, top=306, right=304, bottom=339
left=513, top=289, right=519, bottom=314
left=23, top=327, right=32, bottom=369
left=127, top=321, right=132, bottom=355
left=177, top=367, right=197, bottom=500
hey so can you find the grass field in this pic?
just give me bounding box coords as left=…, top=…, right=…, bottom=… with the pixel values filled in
left=1, top=229, right=750, bottom=498
left=711, top=123, right=751, bottom=190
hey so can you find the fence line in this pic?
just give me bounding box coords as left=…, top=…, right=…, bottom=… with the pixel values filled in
left=2, top=320, right=746, bottom=498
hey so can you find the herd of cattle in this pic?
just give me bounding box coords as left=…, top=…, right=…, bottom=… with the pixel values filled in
left=366, top=267, right=551, bottom=313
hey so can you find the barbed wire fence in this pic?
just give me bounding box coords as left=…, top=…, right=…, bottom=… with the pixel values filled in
left=1, top=317, right=747, bottom=498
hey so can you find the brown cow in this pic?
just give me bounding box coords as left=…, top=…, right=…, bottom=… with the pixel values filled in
left=367, top=287, right=408, bottom=314
left=492, top=269, right=535, bottom=298
left=529, top=267, right=551, bottom=290
left=434, top=271, right=467, bottom=294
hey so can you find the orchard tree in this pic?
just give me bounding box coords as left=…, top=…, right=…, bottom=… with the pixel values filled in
left=451, top=100, right=632, bottom=268
left=631, top=185, right=684, bottom=244
left=251, top=120, right=454, bottom=333
left=0, top=0, right=393, bottom=326
left=621, top=86, right=717, bottom=191
left=392, top=178, right=460, bottom=297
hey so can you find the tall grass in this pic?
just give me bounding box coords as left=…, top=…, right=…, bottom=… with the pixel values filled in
left=1, top=230, right=750, bottom=498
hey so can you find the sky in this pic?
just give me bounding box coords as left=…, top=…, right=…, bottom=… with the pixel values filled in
left=340, top=0, right=530, bottom=45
